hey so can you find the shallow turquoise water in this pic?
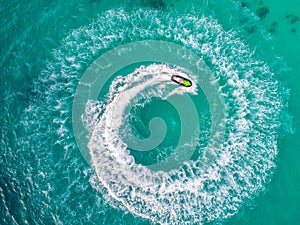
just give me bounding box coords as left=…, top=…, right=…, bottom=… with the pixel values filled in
left=1, top=0, right=299, bottom=224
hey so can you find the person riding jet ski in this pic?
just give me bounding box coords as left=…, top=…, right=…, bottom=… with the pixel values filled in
left=171, top=75, right=192, bottom=87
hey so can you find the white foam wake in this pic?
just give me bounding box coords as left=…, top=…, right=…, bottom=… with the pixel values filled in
left=45, top=8, right=283, bottom=225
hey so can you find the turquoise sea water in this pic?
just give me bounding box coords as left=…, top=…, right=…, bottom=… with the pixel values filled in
left=1, top=0, right=299, bottom=224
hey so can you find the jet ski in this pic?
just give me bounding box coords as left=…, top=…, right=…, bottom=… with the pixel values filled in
left=171, top=75, right=192, bottom=87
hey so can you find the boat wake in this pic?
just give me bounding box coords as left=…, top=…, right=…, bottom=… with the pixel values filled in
left=16, top=7, right=286, bottom=225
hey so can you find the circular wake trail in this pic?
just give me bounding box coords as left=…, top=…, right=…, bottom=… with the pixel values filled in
left=17, top=8, right=285, bottom=225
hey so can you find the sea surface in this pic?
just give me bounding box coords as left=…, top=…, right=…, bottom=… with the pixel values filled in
left=1, top=0, right=299, bottom=224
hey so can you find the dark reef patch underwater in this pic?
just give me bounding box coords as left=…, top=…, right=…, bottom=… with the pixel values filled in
left=1, top=0, right=299, bottom=225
